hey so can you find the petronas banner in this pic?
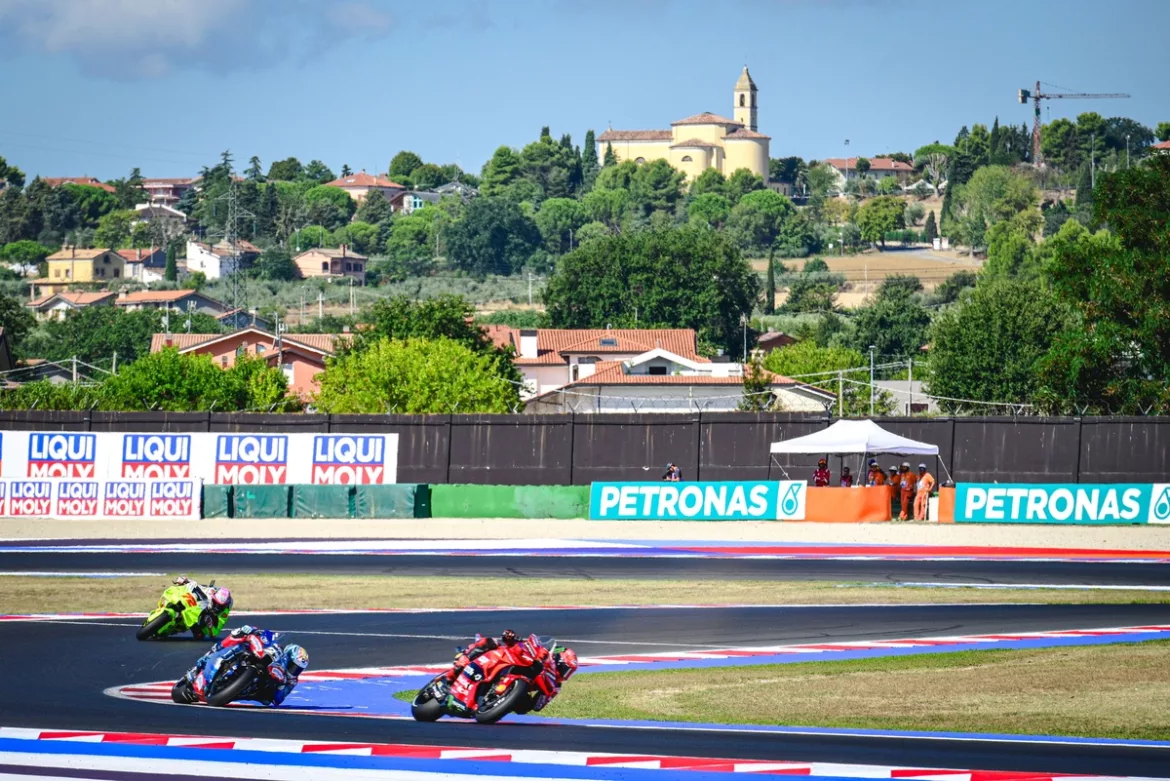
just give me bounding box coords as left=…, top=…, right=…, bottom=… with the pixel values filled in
left=589, top=481, right=806, bottom=521
left=956, top=483, right=1170, bottom=524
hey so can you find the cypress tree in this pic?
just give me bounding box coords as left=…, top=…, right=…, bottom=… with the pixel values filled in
left=764, top=246, right=776, bottom=315
left=603, top=142, right=617, bottom=167
left=581, top=129, right=600, bottom=192
left=164, top=241, right=178, bottom=282
left=924, top=211, right=938, bottom=243
left=1075, top=163, right=1094, bottom=208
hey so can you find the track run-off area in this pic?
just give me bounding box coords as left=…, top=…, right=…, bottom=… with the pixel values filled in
left=2, top=537, right=1170, bottom=780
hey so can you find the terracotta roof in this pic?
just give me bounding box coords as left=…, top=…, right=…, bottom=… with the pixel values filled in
left=43, top=177, right=116, bottom=193
left=27, top=291, right=116, bottom=309
left=597, top=129, right=673, bottom=142
left=671, top=138, right=718, bottom=149
left=725, top=127, right=771, bottom=140
left=823, top=157, right=913, bottom=172
left=115, top=248, right=165, bottom=263
left=493, top=328, right=704, bottom=366
left=569, top=363, right=799, bottom=386
left=46, top=248, right=114, bottom=261
left=294, top=247, right=368, bottom=261
left=191, top=240, right=261, bottom=258
left=325, top=172, right=404, bottom=189
left=1152, top=140, right=1170, bottom=150
left=142, top=178, right=197, bottom=185
left=151, top=331, right=347, bottom=356
left=116, top=290, right=224, bottom=307
left=558, top=334, right=653, bottom=354
left=671, top=112, right=741, bottom=127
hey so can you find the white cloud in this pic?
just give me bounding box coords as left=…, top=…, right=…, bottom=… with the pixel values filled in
left=0, top=0, right=395, bottom=79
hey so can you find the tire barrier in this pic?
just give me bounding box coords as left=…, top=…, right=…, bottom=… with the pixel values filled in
left=430, top=484, right=590, bottom=519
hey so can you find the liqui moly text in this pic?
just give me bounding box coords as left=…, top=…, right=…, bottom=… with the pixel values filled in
left=27, top=433, right=96, bottom=478
left=56, top=480, right=100, bottom=517
left=8, top=480, right=52, bottom=517
left=214, top=435, right=288, bottom=484
left=103, top=481, right=147, bottom=517
left=121, top=435, right=191, bottom=479
left=149, top=480, right=196, bottom=517
left=311, top=435, right=387, bottom=484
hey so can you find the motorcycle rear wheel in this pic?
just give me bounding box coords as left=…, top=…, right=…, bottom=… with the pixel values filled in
left=206, top=667, right=256, bottom=707
left=136, top=613, right=171, bottom=641
left=475, top=680, right=529, bottom=724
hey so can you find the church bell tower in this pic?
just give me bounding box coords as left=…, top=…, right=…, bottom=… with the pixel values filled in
left=733, top=65, right=758, bottom=131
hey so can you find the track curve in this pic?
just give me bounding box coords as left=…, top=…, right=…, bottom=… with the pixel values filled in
left=4, top=604, right=1170, bottom=775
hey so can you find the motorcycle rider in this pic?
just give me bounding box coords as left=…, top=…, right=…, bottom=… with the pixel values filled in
left=197, top=625, right=310, bottom=707
left=531, top=647, right=579, bottom=712
left=445, top=629, right=520, bottom=681
left=172, top=575, right=233, bottom=639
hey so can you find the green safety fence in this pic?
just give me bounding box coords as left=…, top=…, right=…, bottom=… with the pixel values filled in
left=430, top=484, right=590, bottom=519
left=201, top=485, right=232, bottom=519
left=233, top=485, right=291, bottom=519
left=354, top=484, right=431, bottom=519
left=291, top=485, right=353, bottom=519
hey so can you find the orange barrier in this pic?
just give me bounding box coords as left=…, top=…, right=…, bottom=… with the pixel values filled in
left=937, top=486, right=955, bottom=523
left=804, top=486, right=893, bottom=523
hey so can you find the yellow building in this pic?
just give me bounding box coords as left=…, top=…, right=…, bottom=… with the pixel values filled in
left=38, top=248, right=126, bottom=296
left=597, top=66, right=770, bottom=182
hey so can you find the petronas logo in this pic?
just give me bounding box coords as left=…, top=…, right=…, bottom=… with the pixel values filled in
left=1153, top=486, right=1170, bottom=523
left=781, top=483, right=802, bottom=516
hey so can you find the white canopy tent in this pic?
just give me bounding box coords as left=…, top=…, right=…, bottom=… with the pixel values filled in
left=769, top=419, right=950, bottom=481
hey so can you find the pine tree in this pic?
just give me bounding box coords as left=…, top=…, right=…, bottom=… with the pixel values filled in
left=1075, top=163, right=1094, bottom=208
left=540, top=126, right=551, bottom=141
left=245, top=156, right=263, bottom=181
left=603, top=142, right=617, bottom=167
left=164, top=241, right=178, bottom=282
left=581, top=130, right=600, bottom=192
left=738, top=350, right=775, bottom=412
left=924, top=211, right=938, bottom=243
left=341, top=164, right=352, bottom=177
left=764, top=246, right=776, bottom=315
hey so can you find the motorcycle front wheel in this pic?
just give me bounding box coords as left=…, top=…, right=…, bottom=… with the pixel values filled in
left=206, top=667, right=256, bottom=707
left=136, top=613, right=171, bottom=641
left=411, top=690, right=445, bottom=722
left=171, top=679, right=195, bottom=704
left=475, top=679, right=529, bottom=724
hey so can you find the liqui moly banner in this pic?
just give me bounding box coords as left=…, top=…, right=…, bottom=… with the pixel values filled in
left=0, top=431, right=398, bottom=485
left=0, top=479, right=199, bottom=520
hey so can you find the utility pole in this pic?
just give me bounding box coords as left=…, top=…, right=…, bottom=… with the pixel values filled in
left=1126, top=134, right=1131, bottom=168
left=907, top=357, right=914, bottom=416
left=869, top=345, right=876, bottom=417
left=300, top=290, right=306, bottom=325
left=318, top=291, right=324, bottom=321
left=1091, top=132, right=1096, bottom=190
left=837, top=370, right=844, bottom=417
left=843, top=139, right=850, bottom=192
left=527, top=272, right=535, bottom=307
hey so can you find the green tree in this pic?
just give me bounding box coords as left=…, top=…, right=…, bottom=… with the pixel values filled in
left=1037, top=158, right=1170, bottom=413
left=445, top=197, right=541, bottom=275
left=0, top=156, right=26, bottom=188
left=544, top=226, right=758, bottom=357
left=763, top=247, right=776, bottom=315
left=390, top=151, right=425, bottom=180
left=0, top=240, right=53, bottom=268
left=926, top=270, right=977, bottom=306
left=1156, top=122, right=1170, bottom=143
left=479, top=146, right=522, bottom=198
left=724, top=168, right=765, bottom=204
left=581, top=130, right=600, bottom=192
left=856, top=195, right=906, bottom=247
left=689, top=168, right=727, bottom=198
left=928, top=278, right=1071, bottom=412
left=100, top=350, right=293, bottom=412
left=519, top=132, right=580, bottom=201
left=983, top=210, right=1043, bottom=280
left=687, top=192, right=732, bottom=228
left=629, top=159, right=685, bottom=218
left=93, top=209, right=135, bottom=248
left=727, top=189, right=795, bottom=251
left=382, top=209, right=436, bottom=278
left=782, top=258, right=842, bottom=314
left=738, top=349, right=776, bottom=411
left=603, top=142, right=617, bottom=167
left=20, top=307, right=219, bottom=366
left=0, top=291, right=35, bottom=352
left=267, top=157, right=304, bottom=181
left=255, top=247, right=298, bottom=281
left=245, top=156, right=264, bottom=182
left=411, top=163, right=444, bottom=190
left=948, top=165, right=1037, bottom=249
left=1075, top=163, right=1094, bottom=209
left=290, top=225, right=331, bottom=251
left=923, top=211, right=938, bottom=243
left=63, top=184, right=119, bottom=227
left=851, top=277, right=932, bottom=358
left=303, top=160, right=335, bottom=184
left=582, top=188, right=630, bottom=232
left=762, top=340, right=893, bottom=416
left=355, top=190, right=394, bottom=224
left=303, top=185, right=355, bottom=230
left=164, top=241, right=178, bottom=282
left=335, top=220, right=380, bottom=255
left=854, top=157, right=871, bottom=178
left=315, top=337, right=520, bottom=413
left=534, top=197, right=587, bottom=254
left=913, top=143, right=953, bottom=196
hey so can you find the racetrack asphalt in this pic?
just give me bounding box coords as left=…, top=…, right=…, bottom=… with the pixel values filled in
left=3, top=549, right=1169, bottom=585
left=5, top=603, right=1170, bottom=776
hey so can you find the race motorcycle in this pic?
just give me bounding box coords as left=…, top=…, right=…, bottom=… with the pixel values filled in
left=136, top=580, right=215, bottom=641
left=171, top=630, right=283, bottom=707
left=411, top=634, right=559, bottom=724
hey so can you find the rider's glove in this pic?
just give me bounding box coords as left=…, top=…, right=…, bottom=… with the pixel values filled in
left=173, top=576, right=190, bottom=586
left=454, top=653, right=470, bottom=668
left=268, top=665, right=287, bottom=684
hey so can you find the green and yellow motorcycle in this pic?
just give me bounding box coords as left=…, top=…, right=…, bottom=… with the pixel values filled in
left=136, top=580, right=228, bottom=641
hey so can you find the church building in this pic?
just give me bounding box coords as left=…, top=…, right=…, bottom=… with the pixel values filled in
left=597, top=67, right=770, bottom=182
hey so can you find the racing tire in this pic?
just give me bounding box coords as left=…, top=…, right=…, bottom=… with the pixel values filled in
left=410, top=692, right=444, bottom=722
left=136, top=613, right=171, bottom=642
left=475, top=679, right=529, bottom=724
left=171, top=679, right=195, bottom=704
left=206, top=666, right=256, bottom=707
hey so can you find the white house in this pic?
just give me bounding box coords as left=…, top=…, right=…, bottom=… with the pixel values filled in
left=525, top=348, right=836, bottom=414
left=822, top=157, right=914, bottom=191
left=185, top=239, right=261, bottom=280
left=116, top=248, right=168, bottom=284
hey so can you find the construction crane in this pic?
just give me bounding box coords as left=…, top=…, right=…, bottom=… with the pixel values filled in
left=1018, top=81, right=1129, bottom=166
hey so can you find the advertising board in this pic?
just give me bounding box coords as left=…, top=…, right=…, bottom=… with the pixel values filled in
left=955, top=483, right=1170, bottom=525
left=589, top=481, right=806, bottom=521
left=0, top=478, right=200, bottom=520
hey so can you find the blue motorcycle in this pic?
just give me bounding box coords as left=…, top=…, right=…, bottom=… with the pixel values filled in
left=172, top=629, right=282, bottom=707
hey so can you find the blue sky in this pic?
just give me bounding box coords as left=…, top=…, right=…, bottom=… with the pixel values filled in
left=0, top=0, right=1166, bottom=181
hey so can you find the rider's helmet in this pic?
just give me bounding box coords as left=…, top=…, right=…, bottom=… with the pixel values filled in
left=283, top=644, right=310, bottom=674
left=555, top=648, right=578, bottom=681
left=501, top=629, right=518, bottom=645
left=210, top=587, right=232, bottom=612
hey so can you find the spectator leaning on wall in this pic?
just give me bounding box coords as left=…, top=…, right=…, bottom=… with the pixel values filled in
left=662, top=463, right=682, bottom=482
left=914, top=463, right=936, bottom=521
